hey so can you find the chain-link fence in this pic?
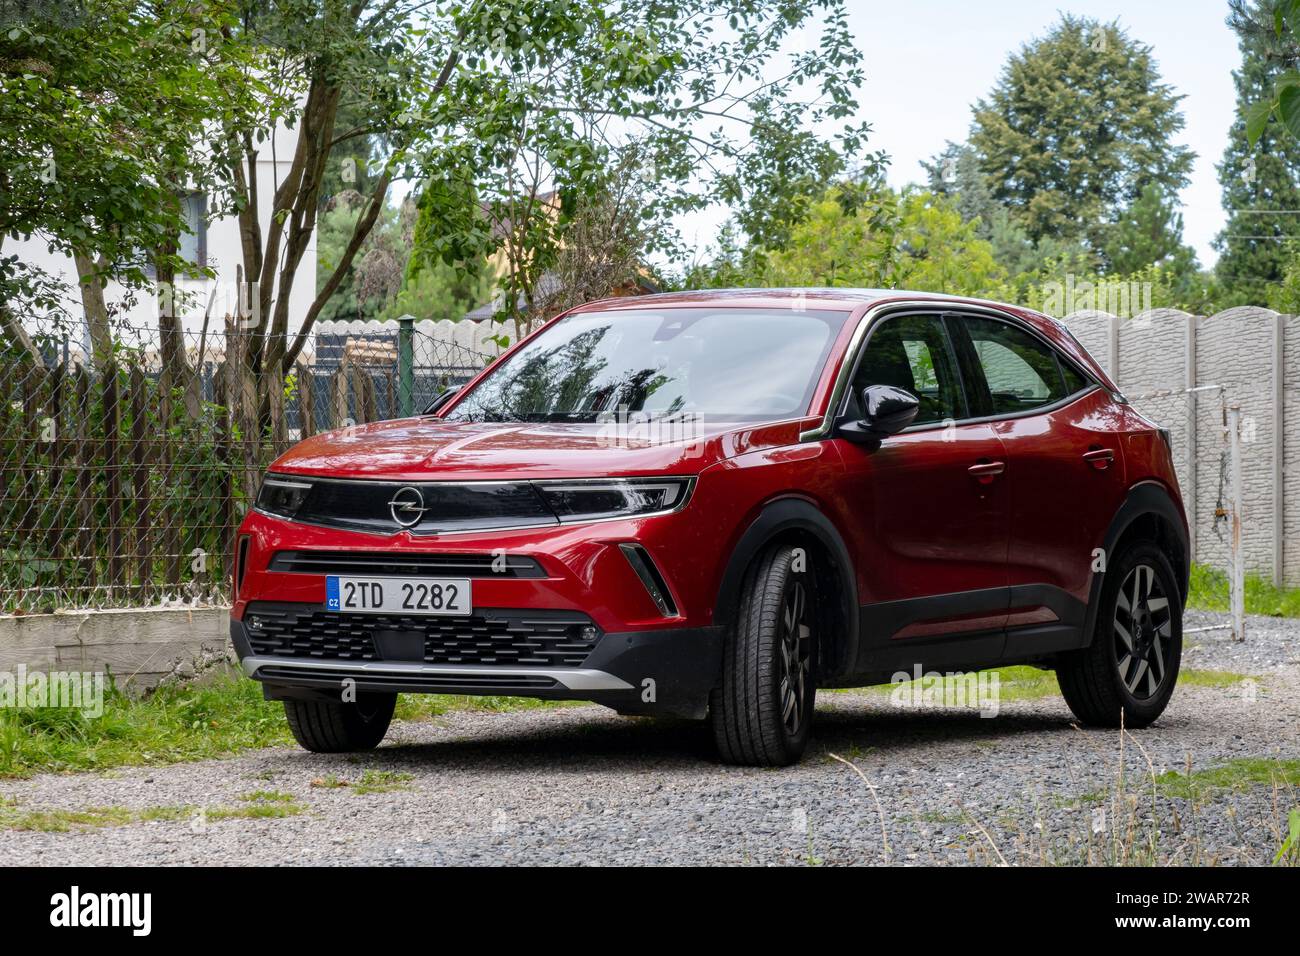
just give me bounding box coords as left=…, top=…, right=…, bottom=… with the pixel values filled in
left=0, top=317, right=492, bottom=614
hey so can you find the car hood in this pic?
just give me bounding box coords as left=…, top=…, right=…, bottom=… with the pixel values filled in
left=269, top=416, right=808, bottom=481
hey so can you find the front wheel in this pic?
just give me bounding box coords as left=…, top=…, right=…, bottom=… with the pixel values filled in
left=1057, top=541, right=1182, bottom=728
left=283, top=693, right=396, bottom=753
left=709, top=543, right=817, bottom=766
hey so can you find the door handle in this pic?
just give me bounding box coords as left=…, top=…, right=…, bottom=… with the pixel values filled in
left=967, top=460, right=1005, bottom=484
left=1083, top=447, right=1114, bottom=470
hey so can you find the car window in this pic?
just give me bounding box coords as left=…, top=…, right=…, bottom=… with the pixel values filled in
left=963, top=317, right=1070, bottom=415
left=1060, top=358, right=1091, bottom=395
left=849, top=314, right=963, bottom=426
left=445, top=307, right=849, bottom=423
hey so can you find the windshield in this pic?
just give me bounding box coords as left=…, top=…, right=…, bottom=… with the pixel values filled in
left=445, top=307, right=849, bottom=424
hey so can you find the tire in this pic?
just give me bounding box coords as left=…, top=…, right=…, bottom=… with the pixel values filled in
left=709, top=543, right=818, bottom=766
left=283, top=693, right=396, bottom=753
left=1057, top=540, right=1182, bottom=728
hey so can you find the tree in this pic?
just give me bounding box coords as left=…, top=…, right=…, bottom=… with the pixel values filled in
left=1103, top=184, right=1198, bottom=277
left=384, top=258, right=495, bottom=323
left=760, top=187, right=1004, bottom=296
left=216, top=0, right=870, bottom=408
left=0, top=0, right=261, bottom=376
left=315, top=196, right=405, bottom=323
left=1218, top=0, right=1300, bottom=305
left=923, top=140, right=1096, bottom=279
left=922, top=141, right=998, bottom=233
left=968, top=15, right=1194, bottom=249
left=1266, top=239, right=1300, bottom=310
left=532, top=145, right=662, bottom=317
left=1240, top=0, right=1300, bottom=145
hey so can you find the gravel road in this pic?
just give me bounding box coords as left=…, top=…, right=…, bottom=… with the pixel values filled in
left=3, top=611, right=1298, bottom=866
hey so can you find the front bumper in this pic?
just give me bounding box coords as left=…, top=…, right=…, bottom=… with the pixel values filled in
left=232, top=617, right=723, bottom=718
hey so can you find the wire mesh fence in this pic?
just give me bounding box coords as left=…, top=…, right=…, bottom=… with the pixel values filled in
left=0, top=317, right=493, bottom=614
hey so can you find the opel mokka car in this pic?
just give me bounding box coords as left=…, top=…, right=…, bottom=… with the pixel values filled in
left=230, top=290, right=1189, bottom=766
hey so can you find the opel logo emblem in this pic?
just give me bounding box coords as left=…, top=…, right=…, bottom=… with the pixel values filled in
left=387, top=486, right=427, bottom=528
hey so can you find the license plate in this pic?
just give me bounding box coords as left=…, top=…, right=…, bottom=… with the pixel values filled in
left=325, top=576, right=471, bottom=615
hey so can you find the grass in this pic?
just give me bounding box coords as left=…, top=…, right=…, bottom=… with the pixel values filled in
left=985, top=665, right=1061, bottom=701
left=208, top=800, right=305, bottom=820
left=0, top=676, right=565, bottom=779
left=1188, top=562, right=1300, bottom=617
left=0, top=805, right=137, bottom=832
left=309, top=773, right=348, bottom=789
left=1176, top=668, right=1251, bottom=688
left=0, top=674, right=290, bottom=779
left=309, top=770, right=414, bottom=794
left=852, top=665, right=1059, bottom=701
left=1153, top=758, right=1300, bottom=800
left=854, top=665, right=1248, bottom=703
left=238, top=789, right=298, bottom=803
left=350, top=770, right=413, bottom=794
left=0, top=790, right=306, bottom=832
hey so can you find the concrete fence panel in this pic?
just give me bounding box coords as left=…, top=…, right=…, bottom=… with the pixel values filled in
left=1063, top=307, right=1296, bottom=587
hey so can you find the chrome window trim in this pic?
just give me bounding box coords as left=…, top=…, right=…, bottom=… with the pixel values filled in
left=801, top=299, right=1102, bottom=441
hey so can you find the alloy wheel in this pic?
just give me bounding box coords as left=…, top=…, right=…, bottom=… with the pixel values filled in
left=778, top=579, right=812, bottom=735
left=1113, top=563, right=1173, bottom=701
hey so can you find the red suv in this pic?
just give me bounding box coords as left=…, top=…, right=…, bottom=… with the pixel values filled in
left=232, top=290, right=1189, bottom=766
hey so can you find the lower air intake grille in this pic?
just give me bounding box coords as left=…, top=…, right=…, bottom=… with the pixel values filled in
left=268, top=550, right=545, bottom=578
left=243, top=603, right=600, bottom=667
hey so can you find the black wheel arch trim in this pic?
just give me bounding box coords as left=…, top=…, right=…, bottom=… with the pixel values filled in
left=1082, top=480, right=1190, bottom=649
left=713, top=496, right=860, bottom=680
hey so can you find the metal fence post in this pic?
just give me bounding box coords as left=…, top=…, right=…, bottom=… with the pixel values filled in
left=1272, top=311, right=1284, bottom=587
left=1185, top=314, right=1198, bottom=558
left=1227, top=406, right=1246, bottom=643
left=397, top=313, right=414, bottom=417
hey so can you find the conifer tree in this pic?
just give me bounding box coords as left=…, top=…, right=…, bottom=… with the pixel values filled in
left=969, top=15, right=1193, bottom=249
left=1216, top=0, right=1300, bottom=305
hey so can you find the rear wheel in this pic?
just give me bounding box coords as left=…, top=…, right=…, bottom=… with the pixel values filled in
left=709, top=543, right=817, bottom=766
left=1057, top=541, right=1181, bottom=728
left=283, top=693, right=396, bottom=753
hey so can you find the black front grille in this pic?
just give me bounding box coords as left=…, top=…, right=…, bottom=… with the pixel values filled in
left=268, top=550, right=545, bottom=578
left=288, top=478, right=558, bottom=535
left=243, top=603, right=601, bottom=667
left=244, top=607, right=379, bottom=660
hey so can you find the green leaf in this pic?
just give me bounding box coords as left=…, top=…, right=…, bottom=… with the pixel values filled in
left=1274, top=807, right=1300, bottom=864
left=1279, top=84, right=1300, bottom=142
left=1246, top=97, right=1275, bottom=147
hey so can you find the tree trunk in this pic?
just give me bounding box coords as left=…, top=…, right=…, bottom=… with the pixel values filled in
left=154, top=199, right=202, bottom=418
left=73, top=251, right=114, bottom=370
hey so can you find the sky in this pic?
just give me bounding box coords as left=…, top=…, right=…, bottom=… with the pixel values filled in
left=675, top=0, right=1244, bottom=269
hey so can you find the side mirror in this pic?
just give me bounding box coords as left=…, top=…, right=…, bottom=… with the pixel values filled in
left=422, top=384, right=462, bottom=415
left=837, top=384, right=920, bottom=444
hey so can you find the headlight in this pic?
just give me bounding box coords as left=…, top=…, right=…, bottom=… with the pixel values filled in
left=256, top=475, right=313, bottom=518
left=535, top=477, right=694, bottom=523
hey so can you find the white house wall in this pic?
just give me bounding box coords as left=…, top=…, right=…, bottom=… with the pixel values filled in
left=10, top=126, right=315, bottom=338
